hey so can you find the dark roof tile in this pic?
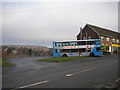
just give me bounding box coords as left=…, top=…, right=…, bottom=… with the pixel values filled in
left=87, top=24, right=120, bottom=39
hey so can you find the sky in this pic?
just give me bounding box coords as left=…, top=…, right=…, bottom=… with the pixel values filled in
left=1, top=0, right=119, bottom=47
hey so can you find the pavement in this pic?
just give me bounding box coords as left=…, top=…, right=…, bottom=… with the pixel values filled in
left=2, top=54, right=119, bottom=89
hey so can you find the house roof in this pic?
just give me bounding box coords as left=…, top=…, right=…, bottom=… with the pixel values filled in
left=87, top=24, right=120, bottom=39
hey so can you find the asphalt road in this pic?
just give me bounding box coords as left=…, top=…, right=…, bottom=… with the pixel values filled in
left=2, top=56, right=53, bottom=74
left=2, top=54, right=119, bottom=89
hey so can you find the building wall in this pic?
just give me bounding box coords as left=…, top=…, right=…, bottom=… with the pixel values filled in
left=99, top=35, right=112, bottom=45
left=99, top=35, right=120, bottom=53
left=99, top=35, right=120, bottom=45
left=77, top=25, right=120, bottom=53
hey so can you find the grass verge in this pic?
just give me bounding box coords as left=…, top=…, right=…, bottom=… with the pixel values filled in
left=0, top=58, right=13, bottom=66
left=38, top=56, right=88, bottom=62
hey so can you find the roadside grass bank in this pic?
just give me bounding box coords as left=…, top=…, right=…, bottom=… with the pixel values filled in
left=38, top=56, right=88, bottom=62
left=3, top=55, right=31, bottom=59
left=0, top=58, right=13, bottom=66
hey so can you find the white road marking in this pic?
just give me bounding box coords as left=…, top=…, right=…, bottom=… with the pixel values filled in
left=105, top=61, right=117, bottom=66
left=66, top=67, right=97, bottom=77
left=116, top=77, right=120, bottom=82
left=11, top=79, right=52, bottom=90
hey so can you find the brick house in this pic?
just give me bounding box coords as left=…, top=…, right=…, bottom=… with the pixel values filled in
left=77, top=24, right=120, bottom=53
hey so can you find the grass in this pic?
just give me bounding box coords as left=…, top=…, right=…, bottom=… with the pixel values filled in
left=0, top=58, right=13, bottom=66
left=38, top=56, right=88, bottom=62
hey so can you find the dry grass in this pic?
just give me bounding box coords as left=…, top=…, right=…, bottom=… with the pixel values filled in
left=0, top=58, right=13, bottom=66
left=38, top=56, right=88, bottom=62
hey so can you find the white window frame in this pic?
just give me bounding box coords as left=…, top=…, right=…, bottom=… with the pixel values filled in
left=106, top=37, right=109, bottom=41
left=117, top=39, right=119, bottom=43
left=101, top=36, right=104, bottom=40
left=113, top=38, right=115, bottom=42
left=83, top=37, right=86, bottom=40
left=88, top=36, right=91, bottom=39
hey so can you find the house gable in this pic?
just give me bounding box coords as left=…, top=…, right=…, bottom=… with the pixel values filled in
left=77, top=24, right=99, bottom=40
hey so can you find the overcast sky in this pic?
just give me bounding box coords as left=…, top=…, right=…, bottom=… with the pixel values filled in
left=1, top=0, right=119, bottom=47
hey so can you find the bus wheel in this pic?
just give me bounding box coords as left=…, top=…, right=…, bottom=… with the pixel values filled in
left=63, top=54, right=67, bottom=57
left=90, top=53, right=94, bottom=57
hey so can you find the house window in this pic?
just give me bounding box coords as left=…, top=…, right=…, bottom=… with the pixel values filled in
left=117, top=39, right=119, bottom=43
left=83, top=37, right=86, bottom=40
left=101, top=37, right=104, bottom=40
left=88, top=36, right=91, bottom=39
left=106, top=37, right=109, bottom=41
left=113, top=38, right=115, bottom=42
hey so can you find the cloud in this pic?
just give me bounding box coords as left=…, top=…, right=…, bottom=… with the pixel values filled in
left=2, top=2, right=118, bottom=47
left=2, top=0, right=119, bottom=2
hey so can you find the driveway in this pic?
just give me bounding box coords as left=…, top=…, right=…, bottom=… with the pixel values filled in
left=2, top=56, right=58, bottom=74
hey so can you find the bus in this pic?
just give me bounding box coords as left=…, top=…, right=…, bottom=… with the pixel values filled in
left=52, top=39, right=103, bottom=57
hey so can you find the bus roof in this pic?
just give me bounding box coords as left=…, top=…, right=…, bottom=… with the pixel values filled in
left=53, top=39, right=100, bottom=42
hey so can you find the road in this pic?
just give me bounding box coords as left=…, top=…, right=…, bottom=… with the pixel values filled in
left=2, top=56, right=53, bottom=74
left=2, top=54, right=119, bottom=89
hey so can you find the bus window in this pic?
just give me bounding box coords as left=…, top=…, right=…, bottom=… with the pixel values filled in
left=55, top=42, right=61, bottom=47
left=60, top=49, right=62, bottom=53
left=96, top=47, right=101, bottom=52
left=79, top=48, right=86, bottom=52
left=88, top=50, right=91, bottom=52
left=77, top=41, right=86, bottom=45
left=70, top=42, right=77, bottom=46
left=55, top=49, right=57, bottom=53
left=62, top=42, right=70, bottom=46
left=71, top=49, right=78, bottom=52
left=62, top=49, right=70, bottom=53
left=95, top=41, right=101, bottom=45
left=87, top=48, right=91, bottom=52
left=87, top=41, right=95, bottom=45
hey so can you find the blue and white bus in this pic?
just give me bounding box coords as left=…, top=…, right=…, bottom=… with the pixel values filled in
left=52, top=39, right=103, bottom=57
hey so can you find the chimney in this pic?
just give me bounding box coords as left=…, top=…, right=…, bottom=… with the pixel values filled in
left=80, top=27, right=82, bottom=40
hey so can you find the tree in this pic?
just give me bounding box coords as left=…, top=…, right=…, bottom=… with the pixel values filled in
left=29, top=48, right=32, bottom=56
left=6, top=47, right=13, bottom=55
left=23, top=47, right=29, bottom=56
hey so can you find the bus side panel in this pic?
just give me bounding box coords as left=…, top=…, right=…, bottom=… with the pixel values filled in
left=81, top=52, right=91, bottom=56
left=53, top=48, right=61, bottom=57
left=91, top=47, right=103, bottom=56
left=67, top=52, right=79, bottom=56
